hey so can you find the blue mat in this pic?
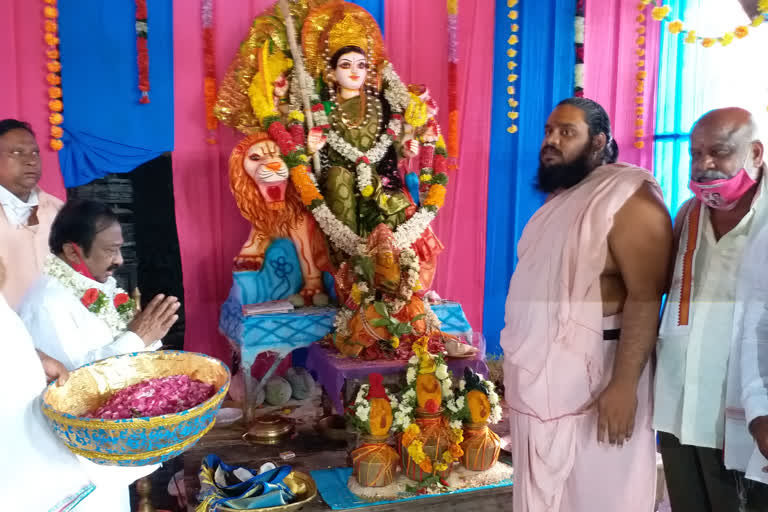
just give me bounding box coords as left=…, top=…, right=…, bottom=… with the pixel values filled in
left=310, top=466, right=513, bottom=510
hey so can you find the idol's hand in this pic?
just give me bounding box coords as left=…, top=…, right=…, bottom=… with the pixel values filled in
left=37, top=350, right=69, bottom=386
left=402, top=138, right=420, bottom=158
left=307, top=127, right=327, bottom=154
left=750, top=416, right=768, bottom=463
left=127, top=294, right=180, bottom=345
left=594, top=379, right=638, bottom=447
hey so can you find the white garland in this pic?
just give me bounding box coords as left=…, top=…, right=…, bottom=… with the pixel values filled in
left=393, top=352, right=454, bottom=432
left=381, top=63, right=410, bottom=112
left=43, top=255, right=135, bottom=338
left=350, top=383, right=400, bottom=433
left=326, top=122, right=397, bottom=197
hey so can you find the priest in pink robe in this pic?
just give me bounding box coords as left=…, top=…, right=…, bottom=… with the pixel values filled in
left=0, top=119, right=63, bottom=309
left=500, top=98, right=673, bottom=511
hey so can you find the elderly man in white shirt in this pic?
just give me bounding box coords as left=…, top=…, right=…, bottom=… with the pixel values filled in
left=655, top=107, right=768, bottom=511
left=0, top=119, right=63, bottom=308
left=17, top=199, right=181, bottom=512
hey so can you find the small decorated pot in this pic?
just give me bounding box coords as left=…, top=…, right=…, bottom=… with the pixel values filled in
left=351, top=433, right=399, bottom=487
left=400, top=410, right=452, bottom=482
left=460, top=422, right=501, bottom=471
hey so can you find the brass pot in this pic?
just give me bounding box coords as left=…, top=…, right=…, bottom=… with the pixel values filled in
left=460, top=422, right=501, bottom=471
left=351, top=433, right=399, bottom=487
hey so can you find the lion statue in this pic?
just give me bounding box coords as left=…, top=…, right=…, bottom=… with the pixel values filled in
left=229, top=132, right=333, bottom=305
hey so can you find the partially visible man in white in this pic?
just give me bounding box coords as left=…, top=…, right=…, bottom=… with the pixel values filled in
left=0, top=256, right=98, bottom=511
left=655, top=107, right=768, bottom=510
left=18, top=199, right=181, bottom=512
left=0, top=119, right=63, bottom=309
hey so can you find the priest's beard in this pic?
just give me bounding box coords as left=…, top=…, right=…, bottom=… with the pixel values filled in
left=536, top=145, right=595, bottom=193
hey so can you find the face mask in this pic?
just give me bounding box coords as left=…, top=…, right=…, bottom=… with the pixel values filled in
left=688, top=158, right=757, bottom=210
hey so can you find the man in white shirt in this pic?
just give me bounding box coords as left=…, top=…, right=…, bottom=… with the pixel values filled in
left=0, top=119, right=63, bottom=308
left=17, top=199, right=181, bottom=512
left=19, top=199, right=181, bottom=370
left=655, top=107, right=768, bottom=511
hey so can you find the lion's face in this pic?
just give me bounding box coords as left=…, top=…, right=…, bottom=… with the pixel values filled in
left=243, top=139, right=290, bottom=206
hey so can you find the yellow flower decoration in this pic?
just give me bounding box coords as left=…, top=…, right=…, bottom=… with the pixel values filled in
left=651, top=6, right=671, bottom=21
left=684, top=30, right=697, bottom=43
left=435, top=462, right=448, bottom=472
left=361, top=185, right=374, bottom=198
left=405, top=93, right=428, bottom=127
left=753, top=16, right=764, bottom=28
left=442, top=451, right=454, bottom=464
left=420, top=174, right=433, bottom=182
left=720, top=32, right=734, bottom=46
left=288, top=110, right=305, bottom=123
left=667, top=20, right=683, bottom=34
left=508, top=35, right=519, bottom=45
left=248, top=45, right=293, bottom=122
left=759, top=0, right=768, bottom=11
left=390, top=336, right=400, bottom=349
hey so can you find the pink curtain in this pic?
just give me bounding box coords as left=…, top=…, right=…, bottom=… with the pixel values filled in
left=172, top=0, right=276, bottom=361
left=386, top=0, right=494, bottom=332
left=584, top=0, right=660, bottom=171
left=0, top=0, right=66, bottom=199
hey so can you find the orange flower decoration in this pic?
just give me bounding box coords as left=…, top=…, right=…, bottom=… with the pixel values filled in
left=45, top=20, right=57, bottom=32
left=43, top=6, right=58, bottom=18
left=635, top=96, right=644, bottom=105
left=44, top=0, right=57, bottom=4
left=50, top=126, right=63, bottom=138
left=636, top=107, right=645, bottom=116
left=636, top=36, right=645, bottom=46
left=48, top=87, right=62, bottom=99
left=289, top=165, right=323, bottom=206
left=418, top=459, right=433, bottom=474
left=635, top=119, right=644, bottom=127
left=635, top=48, right=645, bottom=57
left=46, top=73, right=61, bottom=85
left=47, top=61, right=62, bottom=73
left=46, top=49, right=60, bottom=59
left=636, top=71, right=647, bottom=80
left=49, top=100, right=63, bottom=112
left=634, top=140, right=645, bottom=149
left=423, top=184, right=446, bottom=209
left=701, top=38, right=715, bottom=48
left=634, top=129, right=644, bottom=138
left=735, top=26, right=749, bottom=39
left=651, top=5, right=671, bottom=21
left=50, top=139, right=63, bottom=151
left=44, top=33, right=59, bottom=46
left=49, top=113, right=63, bottom=125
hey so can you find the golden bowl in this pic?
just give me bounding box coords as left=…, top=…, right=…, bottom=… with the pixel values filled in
left=216, top=471, right=317, bottom=512
left=42, top=350, right=230, bottom=466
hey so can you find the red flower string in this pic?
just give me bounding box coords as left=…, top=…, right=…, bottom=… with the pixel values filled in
left=136, top=0, right=150, bottom=104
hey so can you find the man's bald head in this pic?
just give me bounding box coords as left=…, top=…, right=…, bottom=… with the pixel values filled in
left=690, top=107, right=764, bottom=183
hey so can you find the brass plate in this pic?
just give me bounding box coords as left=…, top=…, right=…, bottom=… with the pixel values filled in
left=242, top=415, right=294, bottom=445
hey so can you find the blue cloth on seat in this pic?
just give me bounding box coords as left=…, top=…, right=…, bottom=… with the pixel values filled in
left=196, top=455, right=294, bottom=511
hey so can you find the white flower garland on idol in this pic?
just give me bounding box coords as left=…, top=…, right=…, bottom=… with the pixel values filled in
left=43, top=255, right=135, bottom=338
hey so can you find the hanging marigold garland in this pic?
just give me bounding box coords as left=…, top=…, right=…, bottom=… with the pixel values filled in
left=506, top=0, right=520, bottom=134
left=634, top=4, right=647, bottom=149
left=447, top=0, right=459, bottom=168
left=202, top=0, right=218, bottom=144
left=44, top=0, right=64, bottom=151
left=640, top=0, right=767, bottom=47
left=574, top=0, right=585, bottom=97
left=136, top=0, right=150, bottom=104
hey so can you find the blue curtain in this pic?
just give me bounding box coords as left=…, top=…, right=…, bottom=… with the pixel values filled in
left=57, top=0, right=174, bottom=187
left=654, top=0, right=693, bottom=218
left=482, top=0, right=575, bottom=355
left=351, top=0, right=384, bottom=31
